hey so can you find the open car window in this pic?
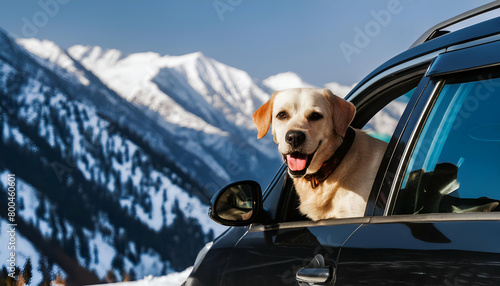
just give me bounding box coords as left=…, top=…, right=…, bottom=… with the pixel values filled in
left=394, top=71, right=500, bottom=215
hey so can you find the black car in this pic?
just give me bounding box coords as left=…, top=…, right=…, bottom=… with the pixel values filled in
left=185, top=3, right=500, bottom=285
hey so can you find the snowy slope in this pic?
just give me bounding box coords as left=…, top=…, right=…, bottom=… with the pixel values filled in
left=66, top=43, right=282, bottom=184
left=16, top=38, right=91, bottom=86
left=66, top=46, right=226, bottom=134
left=67, top=46, right=269, bottom=131
left=105, top=267, right=192, bottom=286
left=0, top=29, right=226, bottom=284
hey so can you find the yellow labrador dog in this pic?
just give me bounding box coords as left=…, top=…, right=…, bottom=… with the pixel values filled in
left=253, top=88, right=387, bottom=221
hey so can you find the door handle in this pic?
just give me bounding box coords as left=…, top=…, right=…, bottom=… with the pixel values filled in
left=296, top=254, right=335, bottom=285
left=296, top=267, right=331, bottom=284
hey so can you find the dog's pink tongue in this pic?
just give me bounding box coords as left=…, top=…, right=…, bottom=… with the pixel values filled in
left=287, top=153, right=308, bottom=171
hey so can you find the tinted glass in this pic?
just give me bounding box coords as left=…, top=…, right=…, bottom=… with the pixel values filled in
left=394, top=72, right=500, bottom=215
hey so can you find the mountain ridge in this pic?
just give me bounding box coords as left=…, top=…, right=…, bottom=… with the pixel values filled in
left=0, top=29, right=222, bottom=284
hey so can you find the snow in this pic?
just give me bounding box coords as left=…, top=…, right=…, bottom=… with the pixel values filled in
left=48, top=42, right=284, bottom=193
left=13, top=76, right=227, bottom=236
left=0, top=169, right=67, bottom=285
left=0, top=219, right=46, bottom=285
left=2, top=75, right=179, bottom=279
left=0, top=171, right=40, bottom=226
left=0, top=171, right=54, bottom=238
left=85, top=228, right=117, bottom=278
left=263, top=71, right=316, bottom=91
left=0, top=61, right=16, bottom=93
left=67, top=47, right=269, bottom=131
left=104, top=267, right=192, bottom=286
left=1, top=119, right=27, bottom=146
left=17, top=38, right=91, bottom=86
left=69, top=46, right=228, bottom=135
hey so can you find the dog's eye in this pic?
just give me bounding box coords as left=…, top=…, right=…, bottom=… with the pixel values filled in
left=276, top=111, right=288, bottom=120
left=308, top=112, right=323, bottom=121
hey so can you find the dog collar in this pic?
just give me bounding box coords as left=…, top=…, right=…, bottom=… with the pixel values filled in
left=304, top=127, right=356, bottom=189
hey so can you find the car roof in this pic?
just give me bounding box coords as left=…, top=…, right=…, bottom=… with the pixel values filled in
left=348, top=8, right=500, bottom=99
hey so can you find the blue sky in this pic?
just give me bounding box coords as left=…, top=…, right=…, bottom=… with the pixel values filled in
left=0, top=0, right=493, bottom=86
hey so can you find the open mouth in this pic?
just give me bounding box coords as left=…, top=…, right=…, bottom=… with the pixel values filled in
left=283, top=141, right=321, bottom=177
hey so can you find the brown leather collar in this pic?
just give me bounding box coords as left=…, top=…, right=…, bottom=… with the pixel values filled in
left=304, top=127, right=356, bottom=189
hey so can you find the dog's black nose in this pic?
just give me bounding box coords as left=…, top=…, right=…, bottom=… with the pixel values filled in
left=285, top=130, right=306, bottom=148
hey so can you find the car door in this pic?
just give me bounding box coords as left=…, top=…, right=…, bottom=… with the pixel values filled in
left=219, top=54, right=435, bottom=285
left=336, top=39, right=500, bottom=285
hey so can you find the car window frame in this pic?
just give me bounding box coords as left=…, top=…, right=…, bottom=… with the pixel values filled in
left=347, top=53, right=441, bottom=217
left=380, top=39, right=500, bottom=220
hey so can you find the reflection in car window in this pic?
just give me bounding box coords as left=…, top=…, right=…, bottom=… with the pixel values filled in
left=394, top=73, right=500, bottom=215
left=363, top=88, right=414, bottom=142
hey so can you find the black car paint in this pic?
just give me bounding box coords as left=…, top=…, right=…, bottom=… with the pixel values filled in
left=220, top=223, right=363, bottom=285
left=337, top=218, right=500, bottom=285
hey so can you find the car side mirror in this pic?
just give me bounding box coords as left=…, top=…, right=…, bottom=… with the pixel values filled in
left=209, top=180, right=263, bottom=227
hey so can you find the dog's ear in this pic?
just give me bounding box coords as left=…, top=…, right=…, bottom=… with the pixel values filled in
left=324, top=89, right=355, bottom=137
left=253, top=92, right=276, bottom=139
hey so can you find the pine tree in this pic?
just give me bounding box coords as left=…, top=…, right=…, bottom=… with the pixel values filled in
left=126, top=178, right=134, bottom=196
left=38, top=257, right=51, bottom=286
left=128, top=269, right=136, bottom=282
left=114, top=172, right=122, bottom=194
left=122, top=270, right=130, bottom=282
left=0, top=268, right=6, bottom=286
left=78, top=232, right=90, bottom=265
left=16, top=274, right=25, bottom=286
left=22, top=259, right=32, bottom=286
left=5, top=276, right=15, bottom=286
left=54, top=274, right=65, bottom=285
left=93, top=245, right=99, bottom=265
left=105, top=270, right=116, bottom=283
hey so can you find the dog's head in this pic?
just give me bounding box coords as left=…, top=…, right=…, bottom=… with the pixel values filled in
left=253, top=88, right=355, bottom=178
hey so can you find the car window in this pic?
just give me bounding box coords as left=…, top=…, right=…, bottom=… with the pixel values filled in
left=394, top=72, right=500, bottom=215
left=362, top=88, right=413, bottom=142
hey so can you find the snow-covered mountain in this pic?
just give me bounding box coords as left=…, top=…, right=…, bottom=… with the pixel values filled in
left=62, top=42, right=285, bottom=190
left=0, top=29, right=228, bottom=285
